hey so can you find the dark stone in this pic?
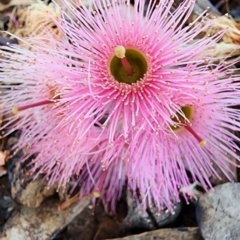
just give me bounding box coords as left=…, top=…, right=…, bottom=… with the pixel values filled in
left=0, top=36, right=18, bottom=46
left=0, top=0, right=11, bottom=5
left=0, top=176, right=18, bottom=226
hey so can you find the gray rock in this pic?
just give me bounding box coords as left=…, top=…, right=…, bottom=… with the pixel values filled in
left=93, top=214, right=119, bottom=240
left=107, top=227, right=203, bottom=240
left=8, top=154, right=56, bottom=208
left=194, top=0, right=220, bottom=15
left=117, top=191, right=182, bottom=236
left=196, top=183, right=240, bottom=240
left=63, top=203, right=120, bottom=240
left=0, top=195, right=91, bottom=240
left=0, top=176, right=18, bottom=225
left=6, top=134, right=56, bottom=208
left=63, top=206, right=98, bottom=240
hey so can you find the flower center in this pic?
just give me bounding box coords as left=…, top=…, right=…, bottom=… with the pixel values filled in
left=110, top=46, right=148, bottom=84
left=171, top=106, right=193, bottom=129
left=171, top=106, right=206, bottom=147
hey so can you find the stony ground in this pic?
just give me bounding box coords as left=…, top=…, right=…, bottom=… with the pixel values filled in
left=1, top=0, right=240, bottom=240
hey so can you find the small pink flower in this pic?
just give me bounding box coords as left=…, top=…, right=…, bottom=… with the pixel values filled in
left=1, top=0, right=240, bottom=211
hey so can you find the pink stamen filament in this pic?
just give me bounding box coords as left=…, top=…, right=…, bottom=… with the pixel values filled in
left=121, top=57, right=134, bottom=75
left=12, top=100, right=53, bottom=114
left=177, top=116, right=206, bottom=147
left=184, top=124, right=206, bottom=147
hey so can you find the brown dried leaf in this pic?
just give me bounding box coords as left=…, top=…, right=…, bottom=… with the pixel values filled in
left=200, top=42, right=240, bottom=59
left=206, top=15, right=240, bottom=45
left=5, top=1, right=62, bottom=49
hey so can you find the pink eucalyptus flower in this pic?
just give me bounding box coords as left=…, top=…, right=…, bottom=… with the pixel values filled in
left=1, top=0, right=240, bottom=212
